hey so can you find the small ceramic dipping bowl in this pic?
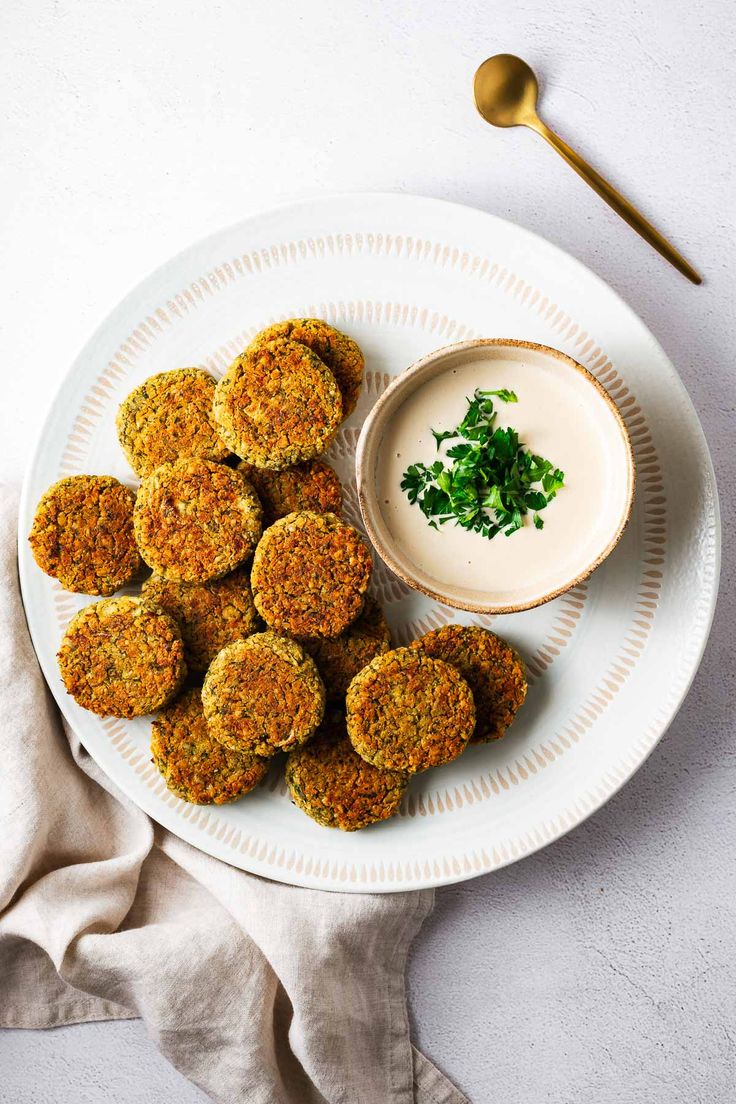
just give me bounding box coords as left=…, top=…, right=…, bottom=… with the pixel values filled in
left=356, top=338, right=635, bottom=614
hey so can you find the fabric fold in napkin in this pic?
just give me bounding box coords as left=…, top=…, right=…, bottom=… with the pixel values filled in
left=0, top=483, right=466, bottom=1104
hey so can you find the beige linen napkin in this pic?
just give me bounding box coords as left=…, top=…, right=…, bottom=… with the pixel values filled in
left=0, top=484, right=466, bottom=1104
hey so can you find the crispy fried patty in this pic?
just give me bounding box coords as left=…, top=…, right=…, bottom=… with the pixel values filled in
left=58, top=597, right=186, bottom=718
left=29, top=475, right=141, bottom=596
left=237, top=459, right=342, bottom=528
left=133, top=459, right=262, bottom=582
left=300, top=596, right=391, bottom=700
left=151, top=688, right=268, bottom=804
left=250, top=318, right=364, bottom=418
left=285, top=711, right=406, bottom=831
left=116, top=368, right=230, bottom=477
left=141, top=567, right=260, bottom=672
left=346, top=647, right=475, bottom=773
left=251, top=511, right=372, bottom=638
left=213, top=338, right=342, bottom=469
left=202, top=631, right=325, bottom=757
left=410, top=625, right=527, bottom=742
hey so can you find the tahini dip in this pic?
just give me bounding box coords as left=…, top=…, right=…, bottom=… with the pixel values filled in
left=375, top=345, right=633, bottom=606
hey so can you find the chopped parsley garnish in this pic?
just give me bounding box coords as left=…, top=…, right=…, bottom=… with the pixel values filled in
left=400, top=388, right=565, bottom=540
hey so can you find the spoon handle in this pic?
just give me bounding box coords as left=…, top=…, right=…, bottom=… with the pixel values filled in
left=530, top=117, right=701, bottom=285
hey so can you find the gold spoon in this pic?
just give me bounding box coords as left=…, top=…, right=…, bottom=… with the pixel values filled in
left=473, top=54, right=702, bottom=285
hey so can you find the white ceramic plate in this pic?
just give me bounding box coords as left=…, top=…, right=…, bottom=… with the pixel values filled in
left=18, top=194, right=720, bottom=893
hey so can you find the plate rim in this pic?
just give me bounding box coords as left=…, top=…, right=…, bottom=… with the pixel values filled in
left=17, top=191, right=722, bottom=892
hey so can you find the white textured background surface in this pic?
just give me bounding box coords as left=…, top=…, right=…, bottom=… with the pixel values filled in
left=1, top=1, right=734, bottom=1101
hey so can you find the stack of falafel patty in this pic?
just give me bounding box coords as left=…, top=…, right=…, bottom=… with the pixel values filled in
left=29, top=319, right=528, bottom=832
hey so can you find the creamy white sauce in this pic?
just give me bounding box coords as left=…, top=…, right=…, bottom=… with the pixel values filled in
left=376, top=349, right=631, bottom=605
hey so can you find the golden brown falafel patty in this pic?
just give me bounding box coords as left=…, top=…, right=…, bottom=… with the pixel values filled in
left=237, top=458, right=342, bottom=527
left=251, top=511, right=372, bottom=639
left=250, top=318, right=364, bottom=418
left=58, top=597, right=186, bottom=718
left=410, top=625, right=527, bottom=743
left=151, top=688, right=268, bottom=804
left=29, top=474, right=142, bottom=596
left=285, top=711, right=406, bottom=831
left=133, top=458, right=262, bottom=582
left=141, top=567, right=260, bottom=672
left=300, top=596, right=391, bottom=700
left=213, top=338, right=342, bottom=469
left=116, top=368, right=230, bottom=477
left=346, top=647, right=475, bottom=773
left=202, top=631, right=325, bottom=757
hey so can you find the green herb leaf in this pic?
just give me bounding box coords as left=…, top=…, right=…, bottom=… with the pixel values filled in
left=431, top=428, right=457, bottom=449
left=477, top=387, right=518, bottom=403
left=542, top=468, right=566, bottom=494
left=524, top=490, right=548, bottom=511
left=400, top=387, right=564, bottom=541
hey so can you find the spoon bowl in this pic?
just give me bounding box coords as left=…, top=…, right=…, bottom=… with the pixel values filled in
left=473, top=53, right=540, bottom=128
